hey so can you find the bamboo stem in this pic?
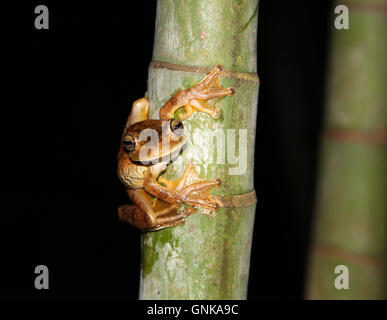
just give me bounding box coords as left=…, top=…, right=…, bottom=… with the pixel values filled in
left=306, top=0, right=387, bottom=299
left=139, top=0, right=259, bottom=299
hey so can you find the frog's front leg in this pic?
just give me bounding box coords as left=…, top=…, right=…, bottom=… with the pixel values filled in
left=157, top=161, right=204, bottom=190
left=159, top=65, right=235, bottom=121
left=118, top=189, right=198, bottom=231
left=147, top=164, right=221, bottom=211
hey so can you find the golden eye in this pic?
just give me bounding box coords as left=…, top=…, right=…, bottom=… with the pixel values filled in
left=170, top=119, right=184, bottom=136
left=123, top=134, right=136, bottom=153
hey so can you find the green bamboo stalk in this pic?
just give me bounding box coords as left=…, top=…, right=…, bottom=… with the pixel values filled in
left=139, top=0, right=259, bottom=299
left=306, top=0, right=387, bottom=299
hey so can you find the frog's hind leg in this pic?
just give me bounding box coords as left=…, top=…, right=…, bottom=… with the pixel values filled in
left=118, top=202, right=197, bottom=231
left=148, top=205, right=198, bottom=231
left=118, top=189, right=158, bottom=230
left=118, top=197, right=180, bottom=230
left=127, top=97, right=149, bottom=126
left=118, top=203, right=182, bottom=231
left=119, top=188, right=199, bottom=231
left=118, top=204, right=153, bottom=230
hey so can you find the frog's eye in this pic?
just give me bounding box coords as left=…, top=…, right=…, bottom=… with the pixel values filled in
left=123, top=134, right=136, bottom=153
left=170, top=119, right=184, bottom=136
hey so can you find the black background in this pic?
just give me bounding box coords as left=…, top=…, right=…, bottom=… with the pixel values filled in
left=2, top=0, right=331, bottom=299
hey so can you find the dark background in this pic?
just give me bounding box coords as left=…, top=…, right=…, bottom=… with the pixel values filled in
left=2, top=0, right=331, bottom=299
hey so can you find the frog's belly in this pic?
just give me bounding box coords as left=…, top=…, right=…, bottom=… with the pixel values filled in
left=120, top=165, right=148, bottom=189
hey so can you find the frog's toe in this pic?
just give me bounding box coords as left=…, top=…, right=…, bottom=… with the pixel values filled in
left=201, top=207, right=217, bottom=218
left=211, top=109, right=220, bottom=119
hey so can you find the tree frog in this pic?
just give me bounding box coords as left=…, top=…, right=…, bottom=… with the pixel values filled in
left=117, top=65, right=234, bottom=231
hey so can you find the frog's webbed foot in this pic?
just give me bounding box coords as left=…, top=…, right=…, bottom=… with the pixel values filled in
left=179, top=65, right=235, bottom=120
left=180, top=178, right=222, bottom=211
left=191, top=65, right=235, bottom=98
left=159, top=65, right=235, bottom=121
left=157, top=161, right=204, bottom=191
left=157, top=161, right=222, bottom=216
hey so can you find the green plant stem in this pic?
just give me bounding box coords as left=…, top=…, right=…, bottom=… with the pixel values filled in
left=306, top=0, right=387, bottom=299
left=139, top=0, right=259, bottom=299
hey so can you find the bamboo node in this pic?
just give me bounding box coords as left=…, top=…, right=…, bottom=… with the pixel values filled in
left=150, top=60, right=259, bottom=83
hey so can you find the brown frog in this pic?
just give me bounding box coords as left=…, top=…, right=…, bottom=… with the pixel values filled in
left=117, top=65, right=234, bottom=231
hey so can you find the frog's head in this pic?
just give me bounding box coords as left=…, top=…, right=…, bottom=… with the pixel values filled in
left=123, top=118, right=186, bottom=164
